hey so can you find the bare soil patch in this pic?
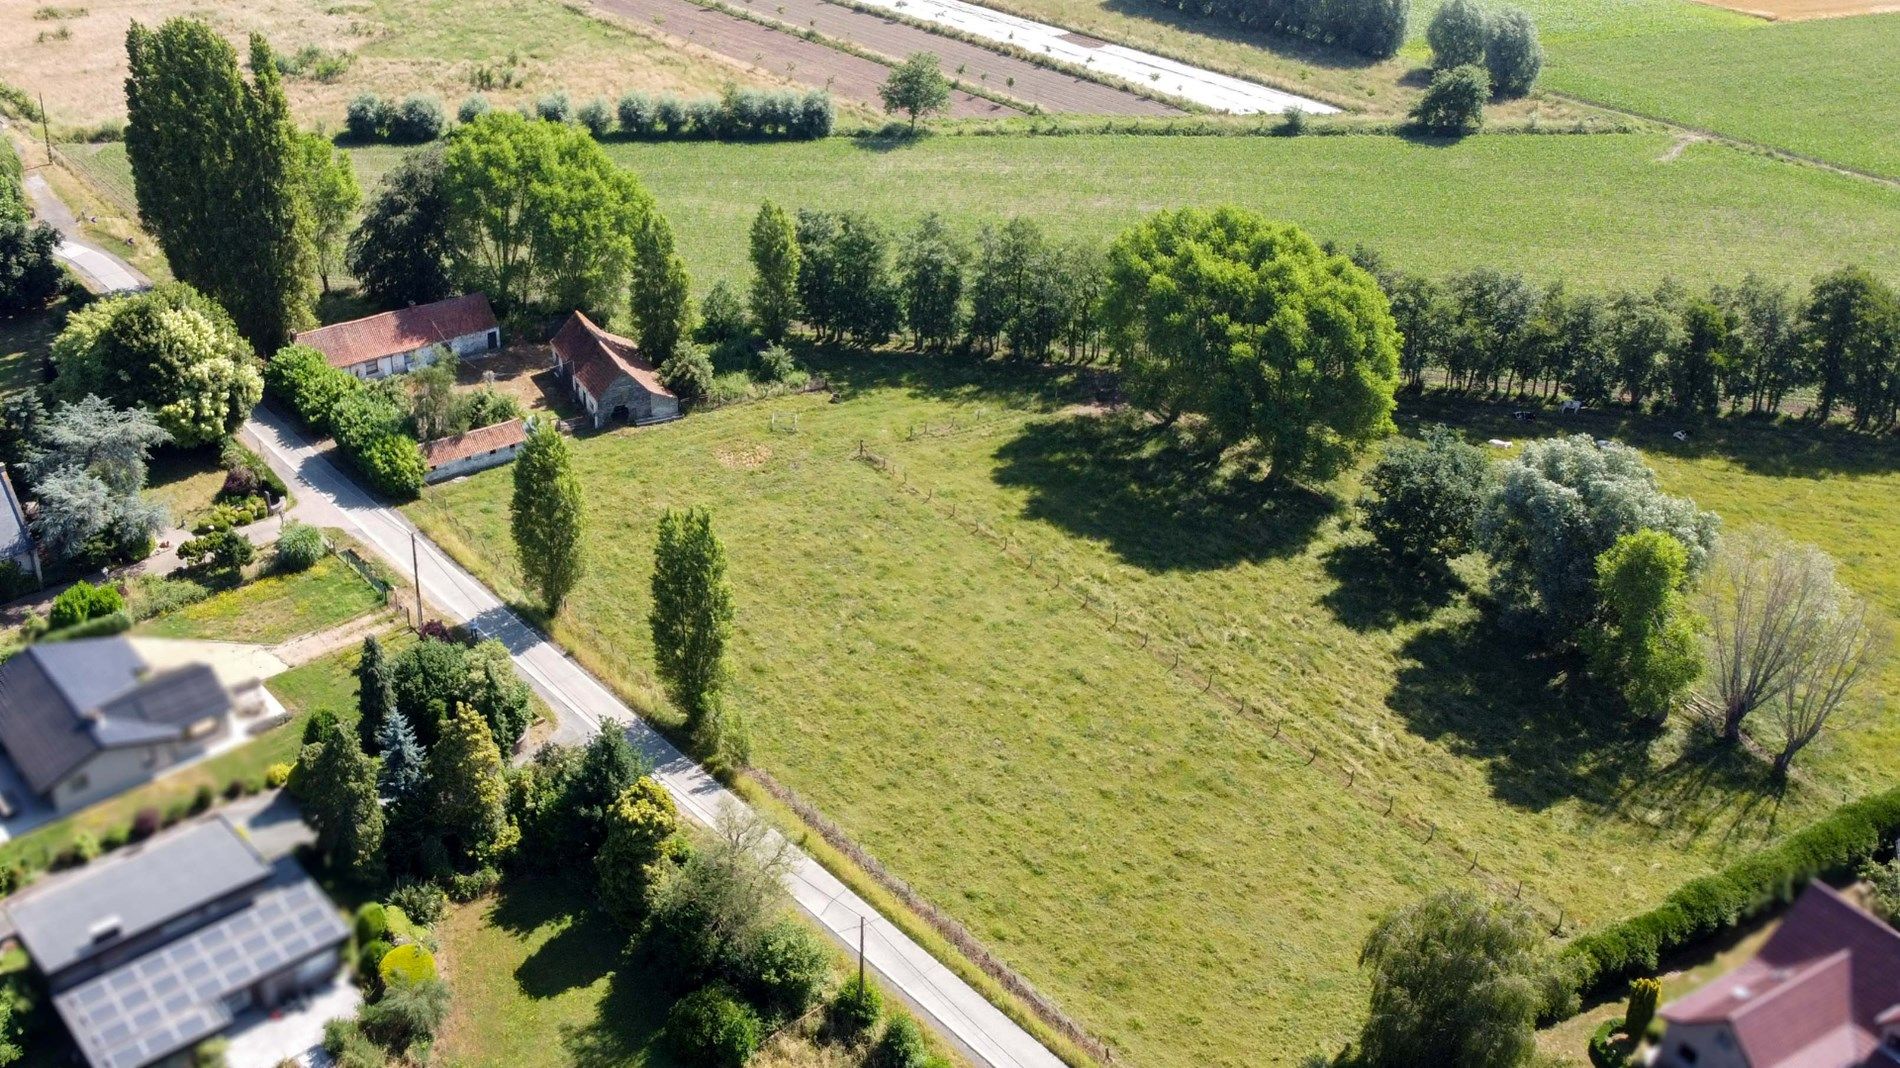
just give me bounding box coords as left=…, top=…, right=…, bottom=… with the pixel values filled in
left=1688, top=0, right=1898, bottom=18
left=714, top=442, right=774, bottom=469
left=458, top=344, right=582, bottom=419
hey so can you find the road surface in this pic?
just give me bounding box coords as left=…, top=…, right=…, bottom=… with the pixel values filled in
left=22, top=172, right=149, bottom=294
left=239, top=408, right=1069, bottom=1068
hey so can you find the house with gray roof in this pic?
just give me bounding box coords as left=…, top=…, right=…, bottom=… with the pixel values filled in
left=3, top=816, right=349, bottom=1068
left=0, top=637, right=261, bottom=812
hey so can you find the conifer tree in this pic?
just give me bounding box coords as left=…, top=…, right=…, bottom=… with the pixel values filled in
left=376, top=708, right=426, bottom=802
left=300, top=719, right=386, bottom=880
left=425, top=702, right=516, bottom=863
left=357, top=634, right=397, bottom=753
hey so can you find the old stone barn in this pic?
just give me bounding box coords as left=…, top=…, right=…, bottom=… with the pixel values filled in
left=549, top=311, right=680, bottom=428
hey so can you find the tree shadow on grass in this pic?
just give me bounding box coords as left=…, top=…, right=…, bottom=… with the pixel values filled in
left=488, top=875, right=620, bottom=1000
left=1605, top=731, right=1792, bottom=852
left=1097, top=0, right=1383, bottom=75
left=1386, top=612, right=1661, bottom=813
left=1318, top=539, right=1465, bottom=632
left=560, top=937, right=682, bottom=1068
left=990, top=410, right=1341, bottom=572
left=790, top=339, right=1095, bottom=414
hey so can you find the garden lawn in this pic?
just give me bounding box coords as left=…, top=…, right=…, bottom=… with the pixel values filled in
left=133, top=555, right=387, bottom=645
left=1544, top=13, right=1900, bottom=179
left=342, top=132, right=1900, bottom=297
left=0, top=305, right=57, bottom=398
left=0, top=639, right=369, bottom=872
left=405, top=351, right=1898, bottom=1066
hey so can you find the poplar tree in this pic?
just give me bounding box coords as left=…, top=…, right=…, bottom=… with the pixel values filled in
left=124, top=19, right=316, bottom=350
left=649, top=508, right=736, bottom=755
left=748, top=202, right=800, bottom=342
left=511, top=419, right=586, bottom=615
left=630, top=212, right=693, bottom=362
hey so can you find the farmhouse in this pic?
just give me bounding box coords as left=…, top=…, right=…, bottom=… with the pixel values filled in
left=422, top=418, right=531, bottom=483
left=4, top=816, right=349, bottom=1068
left=0, top=637, right=265, bottom=812
left=295, top=293, right=500, bottom=379
left=1654, top=882, right=1900, bottom=1068
left=549, top=311, right=680, bottom=429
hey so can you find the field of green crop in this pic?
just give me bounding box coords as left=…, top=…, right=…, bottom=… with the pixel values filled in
left=1545, top=14, right=1900, bottom=179
left=405, top=349, right=1900, bottom=1066
left=334, top=133, right=1900, bottom=295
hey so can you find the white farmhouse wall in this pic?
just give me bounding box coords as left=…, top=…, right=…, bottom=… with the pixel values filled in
left=348, top=329, right=501, bottom=380
left=424, top=442, right=524, bottom=484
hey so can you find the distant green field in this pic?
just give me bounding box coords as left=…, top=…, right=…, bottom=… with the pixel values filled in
left=406, top=351, right=1900, bottom=1067
left=346, top=134, right=1900, bottom=294
left=1546, top=14, right=1900, bottom=179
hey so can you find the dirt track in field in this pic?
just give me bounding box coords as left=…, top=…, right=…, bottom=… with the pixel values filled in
left=1690, top=0, right=1898, bottom=17
left=596, top=0, right=1181, bottom=116
left=597, top=0, right=1019, bottom=117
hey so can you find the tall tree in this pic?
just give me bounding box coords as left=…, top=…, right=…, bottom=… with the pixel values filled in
left=1799, top=267, right=1897, bottom=426
left=879, top=53, right=952, bottom=131
left=830, top=214, right=902, bottom=347
left=1484, top=7, right=1543, bottom=97
left=595, top=777, right=685, bottom=927
left=569, top=728, right=647, bottom=855
left=1426, top=0, right=1487, bottom=69
left=630, top=212, right=693, bottom=363
left=425, top=702, right=516, bottom=863
left=511, top=419, right=586, bottom=615
left=898, top=214, right=966, bottom=351
left=27, top=397, right=170, bottom=563
left=748, top=201, right=800, bottom=342
left=1357, top=890, right=1553, bottom=1068
left=439, top=111, right=652, bottom=315
left=1357, top=424, right=1491, bottom=566
left=293, top=131, right=361, bottom=295
left=299, top=717, right=386, bottom=880
left=1770, top=587, right=1883, bottom=775
left=375, top=708, right=426, bottom=802
left=0, top=186, right=61, bottom=315
left=347, top=147, right=455, bottom=310
left=794, top=211, right=843, bottom=340
left=1104, top=208, right=1400, bottom=484
left=50, top=283, right=263, bottom=448
left=124, top=20, right=316, bottom=350
left=650, top=508, right=737, bottom=756
left=1586, top=530, right=1704, bottom=720
left=357, top=633, right=397, bottom=753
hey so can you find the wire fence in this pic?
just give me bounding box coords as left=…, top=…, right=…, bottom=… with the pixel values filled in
left=849, top=439, right=1573, bottom=935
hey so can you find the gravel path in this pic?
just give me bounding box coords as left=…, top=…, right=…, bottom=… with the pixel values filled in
left=595, top=0, right=1022, bottom=119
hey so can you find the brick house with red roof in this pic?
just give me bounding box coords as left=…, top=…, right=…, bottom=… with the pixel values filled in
left=421, top=418, right=530, bottom=484
left=1655, top=882, right=1900, bottom=1067
left=549, top=311, right=679, bottom=429
left=296, top=294, right=500, bottom=380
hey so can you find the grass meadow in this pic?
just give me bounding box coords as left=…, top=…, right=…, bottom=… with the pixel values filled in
left=1544, top=13, right=1900, bottom=179
left=405, top=350, right=1900, bottom=1066
left=323, top=133, right=1900, bottom=298
left=132, top=554, right=389, bottom=645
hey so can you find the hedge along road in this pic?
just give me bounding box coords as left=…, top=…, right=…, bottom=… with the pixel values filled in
left=595, top=0, right=1021, bottom=118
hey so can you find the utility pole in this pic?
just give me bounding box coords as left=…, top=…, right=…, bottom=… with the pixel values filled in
left=857, top=916, right=865, bottom=988
left=410, top=531, right=423, bottom=629
left=39, top=93, right=52, bottom=163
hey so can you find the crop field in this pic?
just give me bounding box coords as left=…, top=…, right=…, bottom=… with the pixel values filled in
left=331, top=132, right=1900, bottom=295
left=1544, top=13, right=1900, bottom=178
left=406, top=351, right=1900, bottom=1066
left=0, top=0, right=781, bottom=130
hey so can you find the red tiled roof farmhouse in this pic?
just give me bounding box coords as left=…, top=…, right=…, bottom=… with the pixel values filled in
left=421, top=419, right=528, bottom=469
left=551, top=311, right=675, bottom=400
left=296, top=294, right=498, bottom=370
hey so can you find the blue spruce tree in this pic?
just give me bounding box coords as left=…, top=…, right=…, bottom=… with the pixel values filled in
left=375, top=708, right=426, bottom=802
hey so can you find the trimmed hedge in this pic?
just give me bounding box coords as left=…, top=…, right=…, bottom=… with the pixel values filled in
left=1557, top=785, right=1900, bottom=1004
left=40, top=609, right=134, bottom=643
left=266, top=344, right=425, bottom=498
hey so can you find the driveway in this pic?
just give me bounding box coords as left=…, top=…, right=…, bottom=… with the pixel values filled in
left=239, top=405, right=1067, bottom=1068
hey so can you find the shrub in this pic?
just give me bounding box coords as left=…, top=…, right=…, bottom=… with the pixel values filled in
left=1485, top=7, right=1543, bottom=98
left=754, top=343, right=795, bottom=383
left=265, top=762, right=293, bottom=789
left=696, top=281, right=749, bottom=344
left=177, top=530, right=255, bottom=575
left=347, top=431, right=427, bottom=498
left=618, top=91, right=657, bottom=134
left=1862, top=856, right=1900, bottom=924
left=72, top=831, right=101, bottom=863
left=345, top=93, right=391, bottom=141
left=131, top=807, right=161, bottom=840
left=126, top=574, right=210, bottom=620
left=265, top=344, right=365, bottom=432
left=1357, top=424, right=1490, bottom=565
left=190, top=783, right=215, bottom=813
left=578, top=97, right=613, bottom=138
left=1626, top=977, right=1661, bottom=1038
left=446, top=865, right=501, bottom=902
left=734, top=919, right=830, bottom=1016
left=828, top=974, right=883, bottom=1037
left=535, top=91, right=572, bottom=123
left=1427, top=0, right=1487, bottom=69
left=274, top=521, right=325, bottom=572
left=458, top=94, right=491, bottom=124
left=1587, top=1016, right=1629, bottom=1068
left=355, top=902, right=390, bottom=945
left=656, top=95, right=688, bottom=135
left=356, top=938, right=393, bottom=983
left=322, top=1018, right=384, bottom=1068
left=870, top=1015, right=940, bottom=1068
left=49, top=579, right=123, bottom=629
left=795, top=90, right=834, bottom=139
left=377, top=943, right=438, bottom=987
left=388, top=880, right=448, bottom=926
left=391, top=95, right=446, bottom=142
left=686, top=98, right=721, bottom=137
left=1412, top=64, right=1489, bottom=134
left=360, top=977, right=449, bottom=1054
left=659, top=344, right=715, bottom=401
left=101, top=825, right=130, bottom=850
left=666, top=984, right=762, bottom=1068
left=40, top=609, right=133, bottom=643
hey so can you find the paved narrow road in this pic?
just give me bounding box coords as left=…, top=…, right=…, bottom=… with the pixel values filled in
left=240, top=407, right=1069, bottom=1068
left=21, top=172, right=149, bottom=294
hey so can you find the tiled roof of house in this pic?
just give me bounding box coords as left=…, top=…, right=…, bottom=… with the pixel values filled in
left=1661, top=882, right=1900, bottom=1067
left=295, top=294, right=497, bottom=370
left=550, top=311, right=674, bottom=402
left=422, top=419, right=529, bottom=469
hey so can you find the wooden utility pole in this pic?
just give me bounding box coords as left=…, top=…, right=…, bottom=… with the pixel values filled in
left=39, top=93, right=52, bottom=162
left=857, top=916, right=865, bottom=987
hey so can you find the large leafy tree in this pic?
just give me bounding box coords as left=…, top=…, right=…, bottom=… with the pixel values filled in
left=897, top=214, right=966, bottom=351
left=1357, top=890, right=1554, bottom=1068
left=1800, top=266, right=1899, bottom=430
left=439, top=111, right=653, bottom=315
left=425, top=701, right=517, bottom=863
left=124, top=19, right=316, bottom=350
left=1477, top=436, right=1719, bottom=636
left=595, top=776, right=686, bottom=927
left=1586, top=529, right=1705, bottom=720
left=50, top=283, right=263, bottom=447
left=650, top=508, right=737, bottom=755
left=347, top=148, right=456, bottom=310
left=1484, top=8, right=1543, bottom=97
left=511, top=419, right=586, bottom=615
left=298, top=715, right=386, bottom=880
left=748, top=201, right=800, bottom=342
left=293, top=131, right=361, bottom=295
left=1357, top=424, right=1492, bottom=566
left=1426, top=0, right=1487, bottom=69
left=878, top=52, right=952, bottom=131
left=1104, top=207, right=1400, bottom=483
left=0, top=183, right=62, bottom=314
